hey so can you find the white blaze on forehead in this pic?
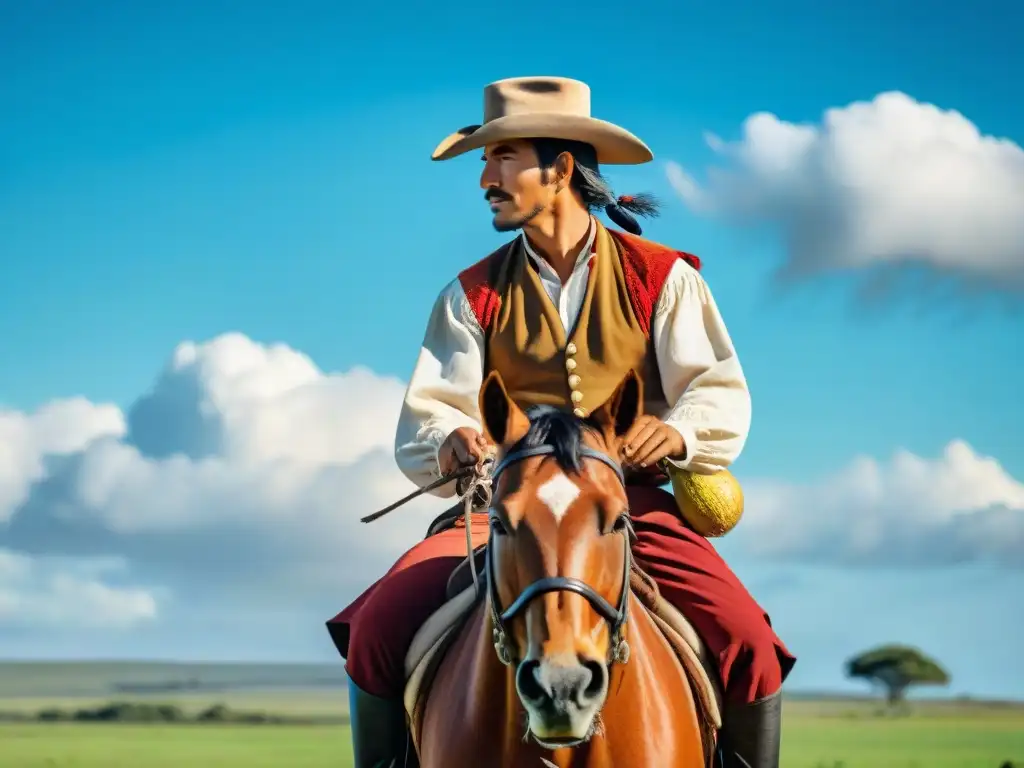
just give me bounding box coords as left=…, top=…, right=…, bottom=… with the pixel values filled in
left=536, top=472, right=581, bottom=525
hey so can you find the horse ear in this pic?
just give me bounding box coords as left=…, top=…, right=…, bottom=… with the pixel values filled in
left=479, top=370, right=530, bottom=447
left=594, top=369, right=643, bottom=439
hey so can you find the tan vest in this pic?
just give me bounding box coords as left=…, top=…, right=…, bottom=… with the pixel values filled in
left=483, top=222, right=666, bottom=418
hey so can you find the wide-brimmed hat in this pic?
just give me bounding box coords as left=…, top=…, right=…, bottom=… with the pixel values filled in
left=431, top=76, right=653, bottom=165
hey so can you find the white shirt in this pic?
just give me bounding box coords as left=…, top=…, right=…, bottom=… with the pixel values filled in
left=394, top=219, right=751, bottom=497
left=522, top=216, right=598, bottom=336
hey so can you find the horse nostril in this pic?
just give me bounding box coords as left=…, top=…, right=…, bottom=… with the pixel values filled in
left=580, top=657, right=607, bottom=703
left=517, top=658, right=608, bottom=710
left=516, top=659, right=546, bottom=704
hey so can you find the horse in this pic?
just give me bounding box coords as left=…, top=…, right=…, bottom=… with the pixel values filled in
left=403, top=369, right=717, bottom=767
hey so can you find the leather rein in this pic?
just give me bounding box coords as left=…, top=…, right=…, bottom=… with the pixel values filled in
left=362, top=443, right=634, bottom=669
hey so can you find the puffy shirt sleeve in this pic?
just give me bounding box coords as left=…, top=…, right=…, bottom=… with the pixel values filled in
left=652, top=260, right=752, bottom=474
left=394, top=279, right=486, bottom=496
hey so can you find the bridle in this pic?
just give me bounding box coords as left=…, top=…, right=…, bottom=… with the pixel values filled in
left=485, top=443, right=634, bottom=669
left=359, top=437, right=635, bottom=671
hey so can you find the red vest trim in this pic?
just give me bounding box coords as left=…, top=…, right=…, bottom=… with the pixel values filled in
left=457, top=242, right=512, bottom=332
left=456, top=230, right=701, bottom=337
left=614, top=230, right=702, bottom=337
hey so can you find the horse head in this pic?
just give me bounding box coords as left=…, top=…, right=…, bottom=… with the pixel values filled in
left=477, top=367, right=643, bottom=749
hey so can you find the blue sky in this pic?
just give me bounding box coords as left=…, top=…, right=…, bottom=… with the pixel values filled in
left=1, top=1, right=1022, bottom=699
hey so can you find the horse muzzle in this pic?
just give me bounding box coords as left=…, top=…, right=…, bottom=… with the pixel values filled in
left=516, top=655, right=608, bottom=745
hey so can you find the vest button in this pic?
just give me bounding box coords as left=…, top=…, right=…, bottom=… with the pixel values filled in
left=573, top=407, right=586, bottom=418
left=568, top=374, right=581, bottom=388
left=570, top=390, right=584, bottom=404
left=566, top=342, right=578, bottom=355
left=565, top=358, right=577, bottom=372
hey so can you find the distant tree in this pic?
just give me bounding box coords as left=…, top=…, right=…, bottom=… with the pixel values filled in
left=196, top=704, right=230, bottom=722
left=845, top=644, right=950, bottom=707
left=70, top=701, right=185, bottom=722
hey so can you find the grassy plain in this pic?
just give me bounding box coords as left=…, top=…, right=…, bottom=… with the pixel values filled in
left=0, top=662, right=1021, bottom=767
left=0, top=724, right=351, bottom=768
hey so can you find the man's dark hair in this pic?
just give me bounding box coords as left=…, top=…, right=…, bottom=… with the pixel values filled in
left=528, top=138, right=660, bottom=235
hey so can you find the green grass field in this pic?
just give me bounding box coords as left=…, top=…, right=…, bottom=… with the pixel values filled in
left=0, top=662, right=1021, bottom=767
left=0, top=724, right=351, bottom=768
left=3, top=712, right=1022, bottom=768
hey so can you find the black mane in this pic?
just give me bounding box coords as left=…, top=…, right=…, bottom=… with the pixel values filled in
left=507, top=405, right=600, bottom=474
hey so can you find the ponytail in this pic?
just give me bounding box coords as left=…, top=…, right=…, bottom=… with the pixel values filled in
left=604, top=193, right=661, bottom=236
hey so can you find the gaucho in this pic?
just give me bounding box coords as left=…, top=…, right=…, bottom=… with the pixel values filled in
left=327, top=75, right=795, bottom=768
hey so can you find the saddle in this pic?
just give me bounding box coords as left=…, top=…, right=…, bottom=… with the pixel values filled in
left=402, top=508, right=724, bottom=763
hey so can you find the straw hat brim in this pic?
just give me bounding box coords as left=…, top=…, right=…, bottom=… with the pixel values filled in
left=431, top=113, right=653, bottom=165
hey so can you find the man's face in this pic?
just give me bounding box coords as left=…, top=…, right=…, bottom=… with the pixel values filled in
left=479, top=140, right=556, bottom=232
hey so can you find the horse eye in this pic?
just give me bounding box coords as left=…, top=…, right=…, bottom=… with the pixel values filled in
left=611, top=513, right=629, bottom=533
left=489, top=516, right=508, bottom=536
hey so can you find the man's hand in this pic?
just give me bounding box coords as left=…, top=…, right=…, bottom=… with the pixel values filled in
left=621, top=415, right=686, bottom=469
left=438, top=427, right=493, bottom=476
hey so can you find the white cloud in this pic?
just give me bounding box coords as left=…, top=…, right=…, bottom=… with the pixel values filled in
left=124, top=333, right=396, bottom=465
left=0, top=549, right=156, bottom=629
left=0, top=332, right=452, bottom=632
left=0, top=398, right=124, bottom=522
left=667, top=91, right=1024, bottom=293
left=2, top=331, right=1021, bottom=645
left=735, top=439, right=1024, bottom=567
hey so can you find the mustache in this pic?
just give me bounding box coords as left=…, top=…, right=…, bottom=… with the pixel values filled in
left=485, top=189, right=513, bottom=203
